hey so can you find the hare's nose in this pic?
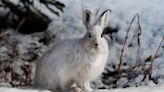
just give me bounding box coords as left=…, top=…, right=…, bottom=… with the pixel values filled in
left=95, top=43, right=98, bottom=47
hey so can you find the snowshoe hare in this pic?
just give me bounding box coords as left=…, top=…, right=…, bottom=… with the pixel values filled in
left=34, top=10, right=110, bottom=92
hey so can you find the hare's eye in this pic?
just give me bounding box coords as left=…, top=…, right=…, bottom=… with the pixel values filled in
left=88, top=33, right=92, bottom=38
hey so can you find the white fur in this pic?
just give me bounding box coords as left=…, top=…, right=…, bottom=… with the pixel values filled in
left=34, top=10, right=110, bottom=92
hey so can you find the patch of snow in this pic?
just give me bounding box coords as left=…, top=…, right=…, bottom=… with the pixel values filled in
left=0, top=87, right=51, bottom=92
left=1, top=85, right=164, bottom=92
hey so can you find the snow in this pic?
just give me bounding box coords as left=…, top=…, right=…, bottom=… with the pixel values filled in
left=1, top=85, right=164, bottom=92
left=0, top=87, right=51, bottom=92
left=0, top=0, right=164, bottom=91
left=101, top=84, right=164, bottom=92
left=0, top=29, right=47, bottom=86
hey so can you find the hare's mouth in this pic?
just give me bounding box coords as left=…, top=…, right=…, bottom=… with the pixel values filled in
left=94, top=45, right=98, bottom=49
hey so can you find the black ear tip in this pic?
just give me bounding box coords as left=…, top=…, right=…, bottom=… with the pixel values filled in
left=102, top=9, right=111, bottom=15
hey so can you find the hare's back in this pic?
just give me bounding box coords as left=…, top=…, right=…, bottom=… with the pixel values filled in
left=40, top=38, right=81, bottom=65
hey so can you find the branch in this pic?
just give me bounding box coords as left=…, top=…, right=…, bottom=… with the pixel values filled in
left=147, top=36, right=164, bottom=78
left=117, top=14, right=139, bottom=75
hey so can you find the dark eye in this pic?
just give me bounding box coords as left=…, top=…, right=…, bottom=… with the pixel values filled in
left=88, top=33, right=92, bottom=38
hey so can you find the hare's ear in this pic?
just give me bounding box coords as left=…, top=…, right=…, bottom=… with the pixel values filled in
left=83, top=10, right=93, bottom=30
left=97, top=10, right=110, bottom=29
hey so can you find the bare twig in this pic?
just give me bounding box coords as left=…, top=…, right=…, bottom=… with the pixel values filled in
left=136, top=14, right=142, bottom=46
left=127, top=14, right=142, bottom=64
left=3, top=41, right=17, bottom=85
left=117, top=14, right=139, bottom=74
left=142, top=36, right=164, bottom=81
left=15, top=17, right=26, bottom=33
left=147, top=36, right=164, bottom=79
left=112, top=14, right=143, bottom=88
left=136, top=14, right=142, bottom=63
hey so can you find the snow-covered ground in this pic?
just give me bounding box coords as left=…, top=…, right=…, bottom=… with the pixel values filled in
left=1, top=84, right=164, bottom=92
left=0, top=0, right=164, bottom=91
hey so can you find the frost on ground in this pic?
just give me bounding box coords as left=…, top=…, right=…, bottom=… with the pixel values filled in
left=0, top=30, right=48, bottom=87
left=0, top=0, right=164, bottom=91
left=0, top=87, right=51, bottom=92
left=1, top=84, right=164, bottom=92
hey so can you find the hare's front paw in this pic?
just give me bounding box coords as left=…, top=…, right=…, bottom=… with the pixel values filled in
left=84, top=82, right=92, bottom=92
left=69, top=87, right=83, bottom=92
left=84, top=87, right=92, bottom=92
left=69, top=87, right=91, bottom=92
left=77, top=82, right=92, bottom=92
